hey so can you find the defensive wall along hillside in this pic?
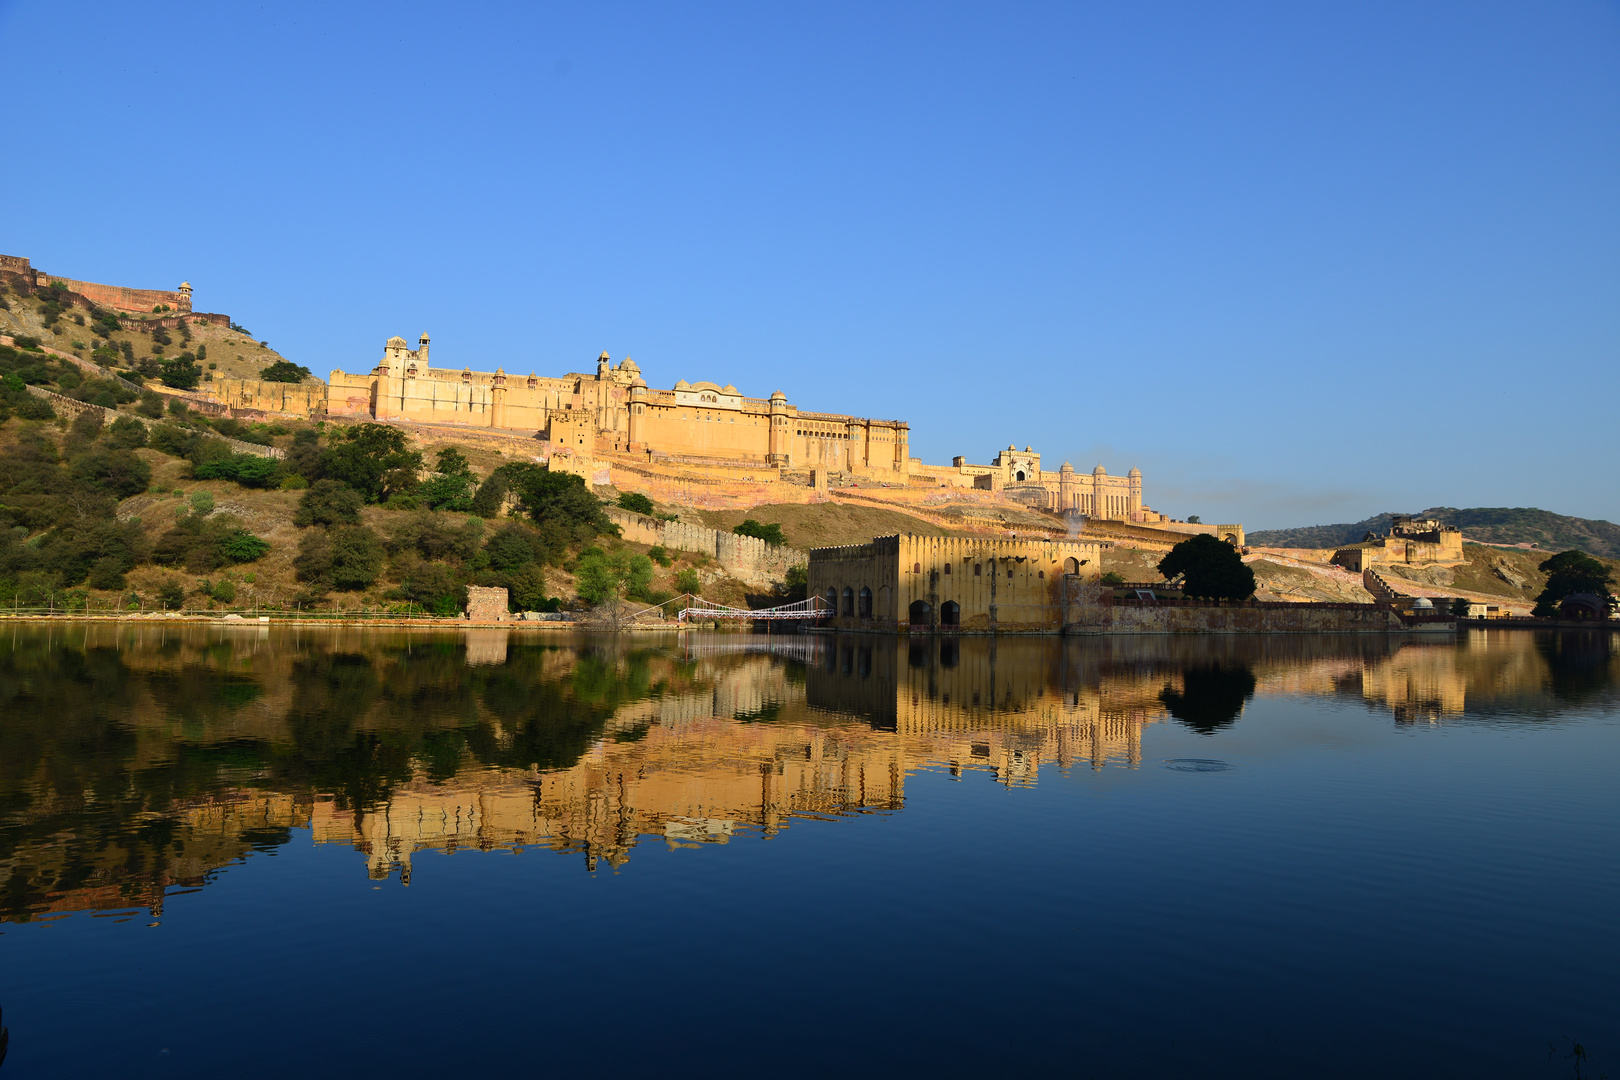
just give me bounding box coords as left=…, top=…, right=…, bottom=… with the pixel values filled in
left=605, top=507, right=804, bottom=586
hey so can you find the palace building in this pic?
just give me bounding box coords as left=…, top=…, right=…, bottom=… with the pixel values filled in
left=221, top=332, right=1223, bottom=531
left=326, top=335, right=912, bottom=476
left=808, top=533, right=1109, bottom=634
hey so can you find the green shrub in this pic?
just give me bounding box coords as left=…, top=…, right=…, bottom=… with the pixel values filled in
left=295, top=480, right=364, bottom=527
left=507, top=563, right=555, bottom=612
left=322, top=423, right=422, bottom=502
left=190, top=491, right=215, bottom=515
left=211, top=579, right=237, bottom=604
left=674, top=568, right=701, bottom=595
left=158, top=579, right=185, bottom=610
left=734, top=519, right=786, bottom=546
left=295, top=524, right=384, bottom=590
left=648, top=545, right=672, bottom=567
left=193, top=452, right=282, bottom=488
left=617, top=492, right=655, bottom=515
left=135, top=390, right=165, bottom=418
left=257, top=359, right=311, bottom=383
left=159, top=357, right=200, bottom=391
left=575, top=548, right=653, bottom=605
left=280, top=474, right=308, bottom=490
left=68, top=446, right=151, bottom=499
left=104, top=415, right=147, bottom=450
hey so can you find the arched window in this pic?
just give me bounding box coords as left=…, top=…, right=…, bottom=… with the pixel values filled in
left=941, top=600, right=960, bottom=626
left=1007, top=566, right=1013, bottom=578
left=1064, top=557, right=1080, bottom=575
left=974, top=564, right=982, bottom=576
left=825, top=588, right=837, bottom=615
left=914, top=562, right=921, bottom=574
left=943, top=563, right=951, bottom=576
left=858, top=586, right=872, bottom=617
left=1038, top=570, right=1044, bottom=579
left=842, top=587, right=854, bottom=616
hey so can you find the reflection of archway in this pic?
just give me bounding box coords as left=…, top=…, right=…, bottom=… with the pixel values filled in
left=858, top=586, right=872, bottom=618
left=909, top=599, right=931, bottom=626
left=841, top=587, right=854, bottom=616
left=940, top=600, right=960, bottom=626
left=1064, top=557, right=1080, bottom=575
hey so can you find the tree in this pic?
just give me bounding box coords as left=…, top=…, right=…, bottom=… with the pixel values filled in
left=506, top=467, right=615, bottom=542
left=734, top=519, right=785, bottom=546
left=674, top=568, right=701, bottom=595
left=508, top=564, right=555, bottom=612
left=295, top=479, right=365, bottom=527
left=296, top=525, right=383, bottom=590
left=159, top=356, right=200, bottom=390
left=418, top=447, right=477, bottom=511
left=618, top=491, right=655, bottom=515
left=1186, top=515, right=1202, bottom=524
left=574, top=548, right=653, bottom=605
left=321, top=423, right=423, bottom=502
left=1533, top=550, right=1615, bottom=617
left=782, top=564, right=808, bottom=602
left=1158, top=534, right=1256, bottom=601
left=69, top=447, right=151, bottom=499
left=259, top=360, right=311, bottom=383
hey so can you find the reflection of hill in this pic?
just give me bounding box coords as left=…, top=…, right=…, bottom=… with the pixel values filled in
left=0, top=626, right=1612, bottom=919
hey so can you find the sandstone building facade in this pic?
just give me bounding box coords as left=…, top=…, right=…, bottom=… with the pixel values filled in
left=327, top=334, right=913, bottom=477
left=809, top=533, right=1108, bottom=634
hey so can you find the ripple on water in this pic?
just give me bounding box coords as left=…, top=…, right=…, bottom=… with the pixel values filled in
left=1162, top=758, right=1236, bottom=773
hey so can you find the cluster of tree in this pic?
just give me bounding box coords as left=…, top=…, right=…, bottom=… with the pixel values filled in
left=0, top=408, right=273, bottom=606
left=1533, top=551, right=1616, bottom=617
left=277, top=429, right=620, bottom=613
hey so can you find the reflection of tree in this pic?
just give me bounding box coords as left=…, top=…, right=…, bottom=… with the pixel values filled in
left=1534, top=631, right=1615, bottom=707
left=0, top=632, right=679, bottom=923
left=1159, top=662, right=1256, bottom=734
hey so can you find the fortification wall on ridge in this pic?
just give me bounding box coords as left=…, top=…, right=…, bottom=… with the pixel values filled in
left=603, top=507, right=803, bottom=584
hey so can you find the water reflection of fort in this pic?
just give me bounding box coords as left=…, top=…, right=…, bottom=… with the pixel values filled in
left=0, top=626, right=1613, bottom=918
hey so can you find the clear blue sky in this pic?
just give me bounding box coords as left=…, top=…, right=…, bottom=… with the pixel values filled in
left=3, top=1, right=1615, bottom=529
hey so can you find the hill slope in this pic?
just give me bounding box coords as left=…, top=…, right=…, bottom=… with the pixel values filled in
left=1249, top=507, right=1620, bottom=559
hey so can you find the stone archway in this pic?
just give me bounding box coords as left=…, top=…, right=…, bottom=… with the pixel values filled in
left=1064, top=557, right=1081, bottom=575
left=909, top=599, right=931, bottom=626
left=940, top=600, right=960, bottom=626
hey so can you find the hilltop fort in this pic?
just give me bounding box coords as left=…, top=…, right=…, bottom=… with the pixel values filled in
left=210, top=330, right=1240, bottom=540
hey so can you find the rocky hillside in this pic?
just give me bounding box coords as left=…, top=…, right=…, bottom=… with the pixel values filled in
left=1250, top=506, right=1620, bottom=559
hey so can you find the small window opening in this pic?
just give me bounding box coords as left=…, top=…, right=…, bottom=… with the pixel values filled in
left=974, top=564, right=982, bottom=576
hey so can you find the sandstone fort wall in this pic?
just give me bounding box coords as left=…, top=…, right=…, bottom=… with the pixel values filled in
left=603, top=507, right=803, bottom=584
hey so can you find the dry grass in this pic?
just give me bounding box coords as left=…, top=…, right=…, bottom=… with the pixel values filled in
left=686, top=501, right=952, bottom=551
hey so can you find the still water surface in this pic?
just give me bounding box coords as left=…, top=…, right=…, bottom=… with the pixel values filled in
left=0, top=625, right=1616, bottom=1077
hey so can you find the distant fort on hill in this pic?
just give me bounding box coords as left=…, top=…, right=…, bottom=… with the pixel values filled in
left=0, top=252, right=231, bottom=327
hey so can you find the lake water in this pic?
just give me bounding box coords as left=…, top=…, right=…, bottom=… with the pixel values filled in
left=0, top=625, right=1615, bottom=1078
